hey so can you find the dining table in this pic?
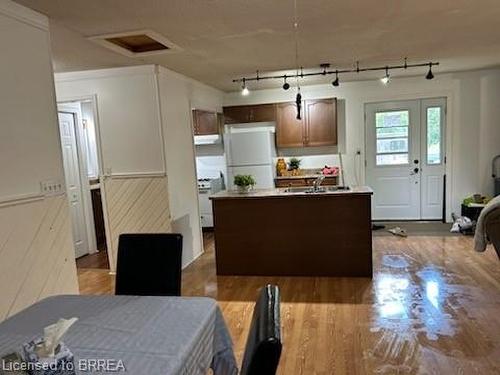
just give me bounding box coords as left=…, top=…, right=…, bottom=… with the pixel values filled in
left=0, top=295, right=238, bottom=375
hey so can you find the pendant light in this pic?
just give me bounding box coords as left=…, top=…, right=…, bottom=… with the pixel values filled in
left=293, top=0, right=302, bottom=119
left=296, top=91, right=302, bottom=120
left=426, top=63, right=434, bottom=80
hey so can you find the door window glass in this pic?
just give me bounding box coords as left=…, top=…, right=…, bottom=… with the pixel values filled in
left=375, top=110, right=409, bottom=165
left=426, top=107, right=441, bottom=164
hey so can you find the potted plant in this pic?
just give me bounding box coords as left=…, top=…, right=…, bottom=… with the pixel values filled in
left=233, top=174, right=256, bottom=193
left=288, top=157, right=301, bottom=176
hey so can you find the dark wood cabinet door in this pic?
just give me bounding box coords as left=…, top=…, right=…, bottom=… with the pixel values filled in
left=305, top=99, right=337, bottom=146
left=223, top=104, right=276, bottom=124
left=276, top=102, right=305, bottom=148
left=193, top=110, right=218, bottom=135
left=249, top=104, right=276, bottom=122
left=223, top=106, right=250, bottom=124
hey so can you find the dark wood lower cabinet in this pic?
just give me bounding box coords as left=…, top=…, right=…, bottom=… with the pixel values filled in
left=211, top=192, right=372, bottom=277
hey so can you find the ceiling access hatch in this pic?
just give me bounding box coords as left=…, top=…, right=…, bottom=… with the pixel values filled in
left=89, top=30, right=181, bottom=57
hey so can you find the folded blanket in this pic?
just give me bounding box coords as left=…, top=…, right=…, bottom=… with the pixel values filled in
left=474, top=195, right=500, bottom=252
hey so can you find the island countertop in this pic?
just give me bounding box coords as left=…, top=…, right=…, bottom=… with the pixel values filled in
left=209, top=186, right=373, bottom=200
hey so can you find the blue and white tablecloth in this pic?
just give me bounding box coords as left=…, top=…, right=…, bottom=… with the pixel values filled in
left=0, top=295, right=238, bottom=375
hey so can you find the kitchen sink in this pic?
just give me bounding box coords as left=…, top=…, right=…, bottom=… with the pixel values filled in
left=282, top=186, right=350, bottom=194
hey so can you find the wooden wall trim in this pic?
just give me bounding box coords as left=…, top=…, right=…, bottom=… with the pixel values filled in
left=107, top=172, right=167, bottom=179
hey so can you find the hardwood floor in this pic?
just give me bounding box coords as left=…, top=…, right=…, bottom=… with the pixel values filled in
left=76, top=250, right=109, bottom=269
left=78, top=232, right=500, bottom=374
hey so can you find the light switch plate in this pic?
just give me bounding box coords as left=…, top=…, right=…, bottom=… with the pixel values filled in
left=40, top=180, right=64, bottom=196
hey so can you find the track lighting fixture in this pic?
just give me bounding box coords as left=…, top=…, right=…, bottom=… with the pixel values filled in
left=380, top=67, right=390, bottom=85
left=241, top=79, right=249, bottom=96
left=233, top=59, right=439, bottom=90
left=283, top=76, right=290, bottom=90
left=426, top=63, right=434, bottom=80
left=331, top=70, right=339, bottom=87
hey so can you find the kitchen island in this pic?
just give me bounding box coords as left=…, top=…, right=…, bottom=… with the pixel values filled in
left=210, top=186, right=373, bottom=277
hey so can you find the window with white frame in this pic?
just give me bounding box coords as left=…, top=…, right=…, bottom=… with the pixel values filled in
left=375, top=110, right=410, bottom=165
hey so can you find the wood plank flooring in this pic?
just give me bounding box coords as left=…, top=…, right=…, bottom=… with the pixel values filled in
left=78, top=232, right=500, bottom=374
left=76, top=250, right=109, bottom=269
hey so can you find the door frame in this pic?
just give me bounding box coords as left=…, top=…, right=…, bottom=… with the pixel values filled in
left=365, top=100, right=422, bottom=220
left=420, top=98, right=447, bottom=220
left=363, top=94, right=453, bottom=222
left=57, top=95, right=112, bottom=266
left=58, top=103, right=94, bottom=257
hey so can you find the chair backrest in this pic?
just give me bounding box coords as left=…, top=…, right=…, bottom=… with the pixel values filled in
left=486, top=211, right=500, bottom=259
left=115, top=233, right=183, bottom=296
left=240, top=284, right=282, bottom=375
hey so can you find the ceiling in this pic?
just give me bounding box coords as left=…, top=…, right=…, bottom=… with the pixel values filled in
left=14, top=0, right=500, bottom=92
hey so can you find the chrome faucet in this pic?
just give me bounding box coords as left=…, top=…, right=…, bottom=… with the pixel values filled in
left=312, top=175, right=326, bottom=192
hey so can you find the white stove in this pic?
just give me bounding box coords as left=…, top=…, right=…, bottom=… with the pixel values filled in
left=197, top=174, right=224, bottom=228
left=197, top=177, right=223, bottom=192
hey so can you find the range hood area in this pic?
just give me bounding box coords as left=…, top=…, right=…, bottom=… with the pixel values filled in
left=194, top=134, right=222, bottom=145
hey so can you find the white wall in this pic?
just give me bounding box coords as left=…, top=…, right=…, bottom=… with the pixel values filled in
left=158, top=66, right=224, bottom=266
left=224, top=69, right=500, bottom=219
left=55, top=66, right=170, bottom=270
left=55, top=66, right=165, bottom=175
left=55, top=65, right=224, bottom=268
left=0, top=2, right=65, bottom=199
left=0, top=0, right=78, bottom=321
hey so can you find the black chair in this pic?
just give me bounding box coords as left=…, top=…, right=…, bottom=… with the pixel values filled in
left=115, top=233, right=183, bottom=296
left=240, top=284, right=282, bottom=375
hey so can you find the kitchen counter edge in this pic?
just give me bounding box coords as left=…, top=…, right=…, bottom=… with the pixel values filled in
left=209, top=186, right=373, bottom=200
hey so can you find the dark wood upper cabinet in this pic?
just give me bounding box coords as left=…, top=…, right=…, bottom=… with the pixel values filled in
left=306, top=99, right=337, bottom=147
left=192, top=109, right=218, bottom=135
left=277, top=98, right=337, bottom=148
left=223, top=104, right=276, bottom=124
left=276, top=102, right=305, bottom=148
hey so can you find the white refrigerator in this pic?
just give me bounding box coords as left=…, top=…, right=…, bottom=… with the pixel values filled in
left=224, top=123, right=277, bottom=189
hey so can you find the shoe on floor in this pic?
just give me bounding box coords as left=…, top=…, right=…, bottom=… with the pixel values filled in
left=388, top=226, right=408, bottom=237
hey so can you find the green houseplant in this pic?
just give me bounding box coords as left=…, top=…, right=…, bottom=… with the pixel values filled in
left=288, top=157, right=301, bottom=170
left=233, top=174, right=256, bottom=193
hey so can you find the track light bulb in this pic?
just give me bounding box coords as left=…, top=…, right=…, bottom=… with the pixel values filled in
left=426, top=64, right=434, bottom=80
left=381, top=68, right=390, bottom=85
left=241, top=79, right=249, bottom=96
left=283, top=81, right=290, bottom=90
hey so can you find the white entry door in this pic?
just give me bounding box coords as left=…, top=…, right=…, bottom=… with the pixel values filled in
left=58, top=111, right=89, bottom=258
left=366, top=98, right=446, bottom=220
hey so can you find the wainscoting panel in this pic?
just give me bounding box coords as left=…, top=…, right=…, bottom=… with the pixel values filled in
left=0, top=195, right=79, bottom=322
left=104, top=176, right=171, bottom=271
